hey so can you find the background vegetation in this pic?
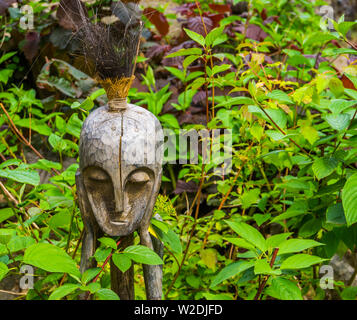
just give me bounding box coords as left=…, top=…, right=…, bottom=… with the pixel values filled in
left=0, top=0, right=357, bottom=300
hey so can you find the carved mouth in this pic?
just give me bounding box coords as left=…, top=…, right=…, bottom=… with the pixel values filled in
left=109, top=212, right=127, bottom=225
left=111, top=221, right=127, bottom=226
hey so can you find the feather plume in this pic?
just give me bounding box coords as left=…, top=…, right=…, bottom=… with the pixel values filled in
left=58, top=0, right=142, bottom=82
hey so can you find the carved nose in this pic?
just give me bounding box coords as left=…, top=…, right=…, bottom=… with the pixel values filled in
left=114, top=190, right=124, bottom=213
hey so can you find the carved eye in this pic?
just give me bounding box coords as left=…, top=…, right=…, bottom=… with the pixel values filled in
left=128, top=171, right=150, bottom=184
left=87, top=168, right=109, bottom=182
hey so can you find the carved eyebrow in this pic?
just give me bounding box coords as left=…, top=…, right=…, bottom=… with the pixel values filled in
left=128, top=171, right=150, bottom=183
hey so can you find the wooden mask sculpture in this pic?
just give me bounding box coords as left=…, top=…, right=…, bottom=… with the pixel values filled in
left=59, top=0, right=163, bottom=299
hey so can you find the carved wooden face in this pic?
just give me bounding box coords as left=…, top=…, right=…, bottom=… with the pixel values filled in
left=78, top=104, right=163, bottom=236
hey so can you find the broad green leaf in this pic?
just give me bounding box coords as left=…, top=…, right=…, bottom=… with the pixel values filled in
left=267, top=90, right=293, bottom=104
left=165, top=48, right=202, bottom=59
left=48, top=284, right=80, bottom=300
left=342, top=173, right=357, bottom=226
left=224, top=237, right=257, bottom=252
left=98, top=237, right=117, bottom=250
left=266, top=233, right=293, bottom=249
left=205, top=26, right=224, bottom=47
left=215, top=96, right=255, bottom=108
left=265, top=277, right=302, bottom=300
left=278, top=239, right=323, bottom=255
left=254, top=259, right=281, bottom=275
left=124, top=245, right=163, bottom=265
left=112, top=253, right=132, bottom=273
left=324, top=114, right=350, bottom=131
left=341, top=286, right=357, bottom=300
left=200, top=249, right=217, bottom=271
left=298, top=219, right=322, bottom=238
left=0, top=262, right=9, bottom=282
left=210, top=261, right=254, bottom=288
left=30, top=159, right=62, bottom=172
left=225, top=221, right=266, bottom=252
left=326, top=203, right=346, bottom=225
left=7, top=236, right=35, bottom=253
left=0, top=51, right=17, bottom=64
left=329, top=78, right=345, bottom=97
left=0, top=208, right=14, bottom=224
left=184, top=28, right=205, bottom=47
left=23, top=243, right=81, bottom=280
left=81, top=268, right=101, bottom=285
left=164, top=67, right=186, bottom=82
left=312, top=157, right=338, bottom=180
left=280, top=254, right=325, bottom=270
left=95, top=288, right=120, bottom=300
left=328, top=99, right=356, bottom=114
left=241, top=189, right=260, bottom=209
left=0, top=167, right=40, bottom=186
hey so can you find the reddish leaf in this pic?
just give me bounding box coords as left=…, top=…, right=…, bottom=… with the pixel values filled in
left=207, top=13, right=225, bottom=28
left=174, top=180, right=199, bottom=194
left=146, top=44, right=171, bottom=59
left=260, top=8, right=267, bottom=20
left=208, top=3, right=231, bottom=14
left=234, top=24, right=268, bottom=41
left=143, top=7, right=169, bottom=36
left=341, top=74, right=356, bottom=90
left=23, top=32, right=40, bottom=62
left=174, top=3, right=196, bottom=17
left=186, top=16, right=213, bottom=36
left=0, top=0, right=16, bottom=15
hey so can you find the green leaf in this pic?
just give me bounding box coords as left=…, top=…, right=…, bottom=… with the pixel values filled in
left=280, top=254, right=325, bottom=270
left=241, top=188, right=260, bottom=209
left=0, top=262, right=9, bottom=282
left=265, top=277, right=302, bottom=300
left=0, top=208, right=14, bottom=224
left=95, top=288, right=120, bottom=300
left=165, top=48, right=202, bottom=59
left=30, top=159, right=62, bottom=172
left=329, top=78, right=345, bottom=97
left=224, top=237, right=257, bottom=252
left=210, top=261, right=254, bottom=288
left=225, top=221, right=266, bottom=252
left=312, top=157, right=338, bottom=180
left=0, top=51, right=17, bottom=64
left=254, top=259, right=281, bottom=275
left=298, top=219, right=322, bottom=238
left=278, top=239, right=323, bottom=255
left=23, top=243, right=81, bottom=280
left=184, top=28, right=205, bottom=47
left=342, top=173, right=357, bottom=226
left=81, top=268, right=101, bottom=285
left=200, top=248, right=217, bottom=271
left=159, top=114, right=180, bottom=129
left=164, top=67, right=186, bottom=82
left=98, top=237, right=117, bottom=250
left=0, top=167, right=40, bottom=186
left=267, top=90, right=293, bottom=104
left=205, top=26, right=224, bottom=47
left=326, top=203, right=346, bottom=225
left=112, top=253, right=132, bottom=273
left=48, top=284, right=80, bottom=300
left=266, top=233, right=292, bottom=249
left=341, top=286, right=357, bottom=300
left=123, top=245, right=163, bottom=265
left=337, top=21, right=357, bottom=37
left=324, top=114, right=350, bottom=131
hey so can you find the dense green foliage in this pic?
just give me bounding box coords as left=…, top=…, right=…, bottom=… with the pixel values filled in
left=0, top=0, right=357, bottom=300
